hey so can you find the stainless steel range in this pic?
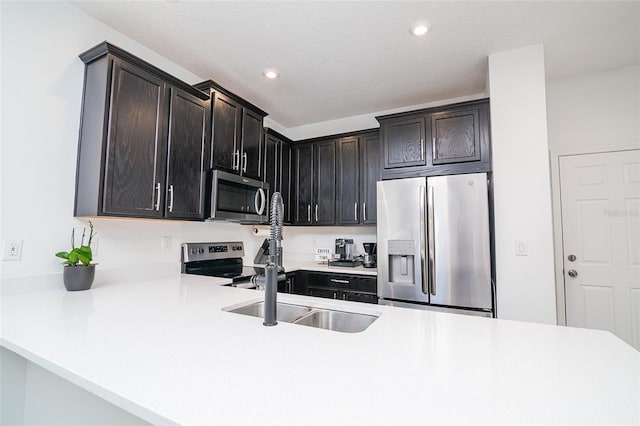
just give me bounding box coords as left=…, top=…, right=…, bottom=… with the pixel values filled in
left=181, top=242, right=264, bottom=288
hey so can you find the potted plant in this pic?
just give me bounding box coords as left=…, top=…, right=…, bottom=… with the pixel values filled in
left=55, top=221, right=97, bottom=291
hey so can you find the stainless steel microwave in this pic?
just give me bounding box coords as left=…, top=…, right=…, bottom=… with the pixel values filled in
left=207, top=170, right=269, bottom=223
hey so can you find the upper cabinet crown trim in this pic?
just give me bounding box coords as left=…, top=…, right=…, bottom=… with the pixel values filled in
left=194, top=80, right=268, bottom=117
left=79, top=41, right=210, bottom=101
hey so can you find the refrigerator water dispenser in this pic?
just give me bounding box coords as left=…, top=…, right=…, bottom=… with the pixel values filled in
left=387, top=240, right=415, bottom=284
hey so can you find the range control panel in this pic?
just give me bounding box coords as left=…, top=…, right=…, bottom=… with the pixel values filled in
left=181, top=242, right=245, bottom=262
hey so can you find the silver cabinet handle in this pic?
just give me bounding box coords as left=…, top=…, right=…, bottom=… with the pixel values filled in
left=330, top=279, right=349, bottom=284
left=342, top=293, right=347, bottom=300
left=315, top=204, right=318, bottom=222
left=242, top=151, right=247, bottom=173
left=307, top=204, right=311, bottom=222
left=420, top=186, right=428, bottom=295
left=363, top=202, right=367, bottom=222
left=421, top=139, right=424, bottom=160
left=154, top=183, right=161, bottom=211
left=233, top=150, right=240, bottom=170
left=432, top=137, right=436, bottom=161
left=168, top=184, right=174, bottom=213
left=427, top=185, right=436, bottom=296
left=354, top=202, right=358, bottom=222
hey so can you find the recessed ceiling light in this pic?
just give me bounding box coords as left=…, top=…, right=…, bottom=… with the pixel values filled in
left=263, top=69, right=279, bottom=79
left=411, top=24, right=429, bottom=37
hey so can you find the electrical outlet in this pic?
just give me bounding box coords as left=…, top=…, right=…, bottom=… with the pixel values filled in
left=3, top=239, right=23, bottom=261
left=515, top=240, right=529, bottom=256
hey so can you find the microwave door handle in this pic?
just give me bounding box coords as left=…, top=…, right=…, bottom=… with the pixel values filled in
left=255, top=188, right=266, bottom=215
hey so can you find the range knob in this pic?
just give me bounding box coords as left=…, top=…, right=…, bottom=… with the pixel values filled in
left=191, top=248, right=197, bottom=255
left=198, top=248, right=205, bottom=254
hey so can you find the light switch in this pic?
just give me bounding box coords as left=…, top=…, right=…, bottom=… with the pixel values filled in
left=515, top=240, right=529, bottom=256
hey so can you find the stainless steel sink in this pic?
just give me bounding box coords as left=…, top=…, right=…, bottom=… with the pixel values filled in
left=292, top=309, right=378, bottom=333
left=224, top=301, right=312, bottom=323
left=223, top=300, right=379, bottom=333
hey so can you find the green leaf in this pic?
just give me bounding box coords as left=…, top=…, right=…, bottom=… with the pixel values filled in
left=55, top=251, right=69, bottom=259
left=68, top=251, right=79, bottom=266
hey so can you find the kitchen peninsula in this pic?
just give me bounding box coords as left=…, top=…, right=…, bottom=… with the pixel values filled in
left=1, top=270, right=638, bottom=425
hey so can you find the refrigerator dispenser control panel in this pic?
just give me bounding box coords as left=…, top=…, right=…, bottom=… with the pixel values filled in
left=388, top=240, right=415, bottom=255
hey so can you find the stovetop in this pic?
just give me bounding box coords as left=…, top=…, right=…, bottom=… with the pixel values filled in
left=181, top=242, right=264, bottom=283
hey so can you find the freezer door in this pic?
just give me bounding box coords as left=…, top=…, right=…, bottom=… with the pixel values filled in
left=427, top=173, right=492, bottom=310
left=376, top=178, right=429, bottom=303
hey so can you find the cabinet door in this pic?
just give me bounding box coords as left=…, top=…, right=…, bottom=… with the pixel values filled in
left=280, top=142, right=292, bottom=224
left=307, top=287, right=338, bottom=300
left=241, top=108, right=263, bottom=179
left=313, top=140, right=336, bottom=225
left=360, top=133, right=380, bottom=224
left=343, top=291, right=378, bottom=304
left=263, top=133, right=279, bottom=194
left=336, top=136, right=359, bottom=225
left=382, top=116, right=426, bottom=169
left=294, top=144, right=313, bottom=225
left=431, top=108, right=480, bottom=165
left=165, top=87, right=210, bottom=220
left=103, top=59, right=168, bottom=218
left=211, top=92, right=241, bottom=173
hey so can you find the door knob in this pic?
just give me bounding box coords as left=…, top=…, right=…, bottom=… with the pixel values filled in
left=567, top=269, right=578, bottom=278
left=567, top=254, right=576, bottom=262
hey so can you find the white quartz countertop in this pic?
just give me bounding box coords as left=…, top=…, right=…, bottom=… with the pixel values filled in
left=1, top=271, right=638, bottom=425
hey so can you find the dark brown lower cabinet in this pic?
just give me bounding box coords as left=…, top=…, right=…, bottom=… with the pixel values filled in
left=280, top=271, right=377, bottom=304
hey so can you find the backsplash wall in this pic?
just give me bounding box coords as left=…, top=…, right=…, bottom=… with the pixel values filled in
left=244, top=225, right=377, bottom=263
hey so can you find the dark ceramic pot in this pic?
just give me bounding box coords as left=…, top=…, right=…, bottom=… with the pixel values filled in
left=63, top=265, right=95, bottom=291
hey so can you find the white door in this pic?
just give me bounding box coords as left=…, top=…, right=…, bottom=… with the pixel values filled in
left=559, top=150, right=640, bottom=350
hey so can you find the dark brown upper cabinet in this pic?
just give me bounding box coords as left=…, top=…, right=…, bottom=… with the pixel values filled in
left=165, top=88, right=211, bottom=220
left=74, top=42, right=210, bottom=220
left=377, top=99, right=491, bottom=179
left=314, top=140, right=336, bottom=225
left=381, top=116, right=426, bottom=169
left=194, top=81, right=267, bottom=181
left=263, top=128, right=293, bottom=224
left=294, top=129, right=379, bottom=226
left=335, top=131, right=380, bottom=225
left=359, top=132, right=380, bottom=225
left=294, top=144, right=314, bottom=225
left=336, top=136, right=360, bottom=225
left=431, top=108, right=481, bottom=165
left=292, top=140, right=335, bottom=225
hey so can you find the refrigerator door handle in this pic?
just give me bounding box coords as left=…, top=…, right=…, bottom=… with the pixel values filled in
left=427, top=185, right=436, bottom=296
left=420, top=186, right=429, bottom=295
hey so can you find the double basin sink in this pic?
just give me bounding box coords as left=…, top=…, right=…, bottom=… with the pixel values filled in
left=223, top=300, right=379, bottom=333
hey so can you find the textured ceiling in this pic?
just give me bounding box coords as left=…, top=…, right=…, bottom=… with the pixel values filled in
left=70, top=1, right=639, bottom=128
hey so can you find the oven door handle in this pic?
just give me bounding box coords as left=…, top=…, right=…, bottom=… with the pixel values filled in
left=255, top=188, right=266, bottom=215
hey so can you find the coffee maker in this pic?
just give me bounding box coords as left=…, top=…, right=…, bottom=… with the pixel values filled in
left=362, top=243, right=377, bottom=268
left=334, top=238, right=354, bottom=260
left=329, top=238, right=362, bottom=267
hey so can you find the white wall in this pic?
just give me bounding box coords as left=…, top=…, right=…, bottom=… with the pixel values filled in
left=0, top=2, right=257, bottom=278
left=546, top=65, right=640, bottom=153
left=488, top=45, right=557, bottom=324
left=285, top=93, right=486, bottom=141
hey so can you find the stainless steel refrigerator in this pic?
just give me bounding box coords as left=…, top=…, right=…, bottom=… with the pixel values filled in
left=377, top=173, right=494, bottom=317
